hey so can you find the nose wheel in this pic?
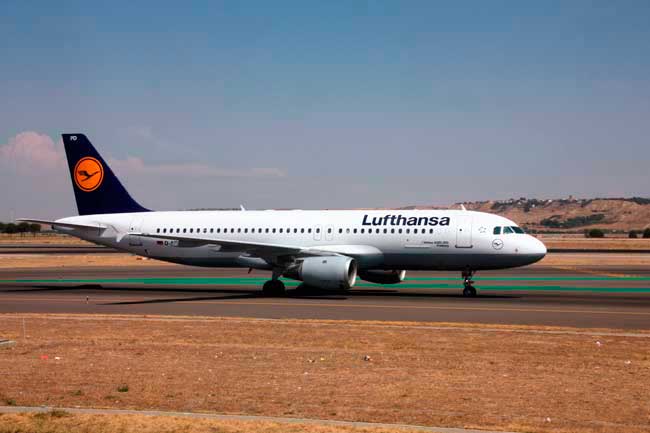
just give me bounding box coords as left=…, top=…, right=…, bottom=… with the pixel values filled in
left=462, top=269, right=477, bottom=297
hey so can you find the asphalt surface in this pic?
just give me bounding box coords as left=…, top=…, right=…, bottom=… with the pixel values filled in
left=2, top=259, right=650, bottom=329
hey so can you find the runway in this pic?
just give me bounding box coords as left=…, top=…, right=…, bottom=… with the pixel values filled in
left=2, top=260, right=650, bottom=329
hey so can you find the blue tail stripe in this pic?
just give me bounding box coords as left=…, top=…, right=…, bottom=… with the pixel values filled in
left=62, top=134, right=150, bottom=215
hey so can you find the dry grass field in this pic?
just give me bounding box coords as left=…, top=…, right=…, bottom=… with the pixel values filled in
left=1, top=314, right=649, bottom=433
left=0, top=234, right=92, bottom=245
left=0, top=411, right=435, bottom=433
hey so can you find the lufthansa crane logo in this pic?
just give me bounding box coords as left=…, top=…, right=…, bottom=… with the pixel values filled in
left=74, top=157, right=104, bottom=192
left=492, top=239, right=504, bottom=250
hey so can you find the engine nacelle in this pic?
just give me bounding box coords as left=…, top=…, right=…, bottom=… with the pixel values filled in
left=358, top=269, right=406, bottom=285
left=285, top=256, right=357, bottom=290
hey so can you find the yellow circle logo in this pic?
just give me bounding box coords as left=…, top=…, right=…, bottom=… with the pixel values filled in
left=74, top=157, right=104, bottom=192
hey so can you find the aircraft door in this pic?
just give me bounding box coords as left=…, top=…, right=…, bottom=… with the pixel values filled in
left=455, top=215, right=473, bottom=248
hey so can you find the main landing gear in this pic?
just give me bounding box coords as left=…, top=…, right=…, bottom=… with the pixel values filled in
left=462, top=268, right=477, bottom=297
left=262, top=270, right=286, bottom=296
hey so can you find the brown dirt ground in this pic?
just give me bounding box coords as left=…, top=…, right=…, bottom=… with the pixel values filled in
left=0, top=411, right=435, bottom=433
left=0, top=314, right=649, bottom=433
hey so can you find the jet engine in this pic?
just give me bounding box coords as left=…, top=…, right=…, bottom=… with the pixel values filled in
left=358, top=269, right=406, bottom=284
left=285, top=256, right=357, bottom=290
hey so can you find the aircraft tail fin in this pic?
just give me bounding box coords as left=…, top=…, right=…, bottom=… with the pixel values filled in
left=62, top=134, right=149, bottom=215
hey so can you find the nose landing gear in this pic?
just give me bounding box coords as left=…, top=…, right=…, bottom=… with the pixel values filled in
left=462, top=268, right=477, bottom=297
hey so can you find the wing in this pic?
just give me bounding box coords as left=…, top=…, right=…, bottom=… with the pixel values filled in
left=137, top=232, right=304, bottom=257
left=137, top=232, right=384, bottom=267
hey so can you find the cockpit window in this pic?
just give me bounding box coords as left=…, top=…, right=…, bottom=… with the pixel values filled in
left=493, top=227, right=501, bottom=235
left=511, top=226, right=524, bottom=234
left=503, top=226, right=514, bottom=234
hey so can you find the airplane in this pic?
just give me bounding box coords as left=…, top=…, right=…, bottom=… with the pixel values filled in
left=19, top=134, right=547, bottom=297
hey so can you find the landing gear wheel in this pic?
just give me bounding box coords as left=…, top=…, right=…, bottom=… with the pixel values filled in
left=461, top=268, right=477, bottom=297
left=462, top=286, right=477, bottom=297
left=262, top=279, right=286, bottom=296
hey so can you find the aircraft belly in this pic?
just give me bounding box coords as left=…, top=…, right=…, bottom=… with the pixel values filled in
left=382, top=252, right=539, bottom=271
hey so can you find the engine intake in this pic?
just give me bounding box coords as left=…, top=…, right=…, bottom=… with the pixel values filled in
left=285, top=256, right=357, bottom=290
left=358, top=269, right=406, bottom=285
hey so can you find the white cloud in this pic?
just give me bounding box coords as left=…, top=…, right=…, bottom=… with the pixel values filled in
left=109, top=156, right=286, bottom=178
left=0, top=131, right=286, bottom=179
left=0, top=131, right=64, bottom=173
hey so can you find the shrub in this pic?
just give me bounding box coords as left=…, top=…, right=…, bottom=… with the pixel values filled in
left=117, top=384, right=129, bottom=393
left=644, top=228, right=650, bottom=239
left=629, top=230, right=639, bottom=238
left=585, top=228, right=605, bottom=238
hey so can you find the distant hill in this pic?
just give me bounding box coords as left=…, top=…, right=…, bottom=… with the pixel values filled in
left=459, top=198, right=650, bottom=233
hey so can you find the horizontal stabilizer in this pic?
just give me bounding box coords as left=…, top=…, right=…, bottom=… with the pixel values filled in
left=16, top=218, right=106, bottom=231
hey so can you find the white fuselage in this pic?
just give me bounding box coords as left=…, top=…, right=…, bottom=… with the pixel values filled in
left=56, top=209, right=546, bottom=271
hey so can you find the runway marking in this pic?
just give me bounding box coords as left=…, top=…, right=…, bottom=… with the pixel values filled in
left=2, top=296, right=650, bottom=316
left=549, top=265, right=640, bottom=279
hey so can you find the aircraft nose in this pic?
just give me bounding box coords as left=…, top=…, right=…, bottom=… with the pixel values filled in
left=526, top=235, right=547, bottom=263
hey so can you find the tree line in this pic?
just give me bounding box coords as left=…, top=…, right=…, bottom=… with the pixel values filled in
left=0, top=222, right=42, bottom=235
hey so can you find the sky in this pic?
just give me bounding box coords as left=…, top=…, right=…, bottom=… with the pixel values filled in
left=1, top=1, right=649, bottom=219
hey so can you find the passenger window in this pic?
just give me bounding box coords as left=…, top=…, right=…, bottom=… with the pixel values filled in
left=346, top=228, right=350, bottom=234
left=493, top=227, right=501, bottom=235
left=360, top=228, right=364, bottom=234
left=190, top=228, right=193, bottom=233
left=231, top=228, right=235, bottom=233
left=384, top=228, right=388, bottom=234
left=156, top=228, right=160, bottom=233
left=391, top=228, right=395, bottom=234
left=316, top=228, right=320, bottom=233
left=353, top=228, right=357, bottom=234
left=503, top=226, right=514, bottom=234
left=406, top=229, right=410, bottom=234
left=413, top=229, right=418, bottom=234
left=308, top=228, right=312, bottom=233
left=398, top=228, right=403, bottom=234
